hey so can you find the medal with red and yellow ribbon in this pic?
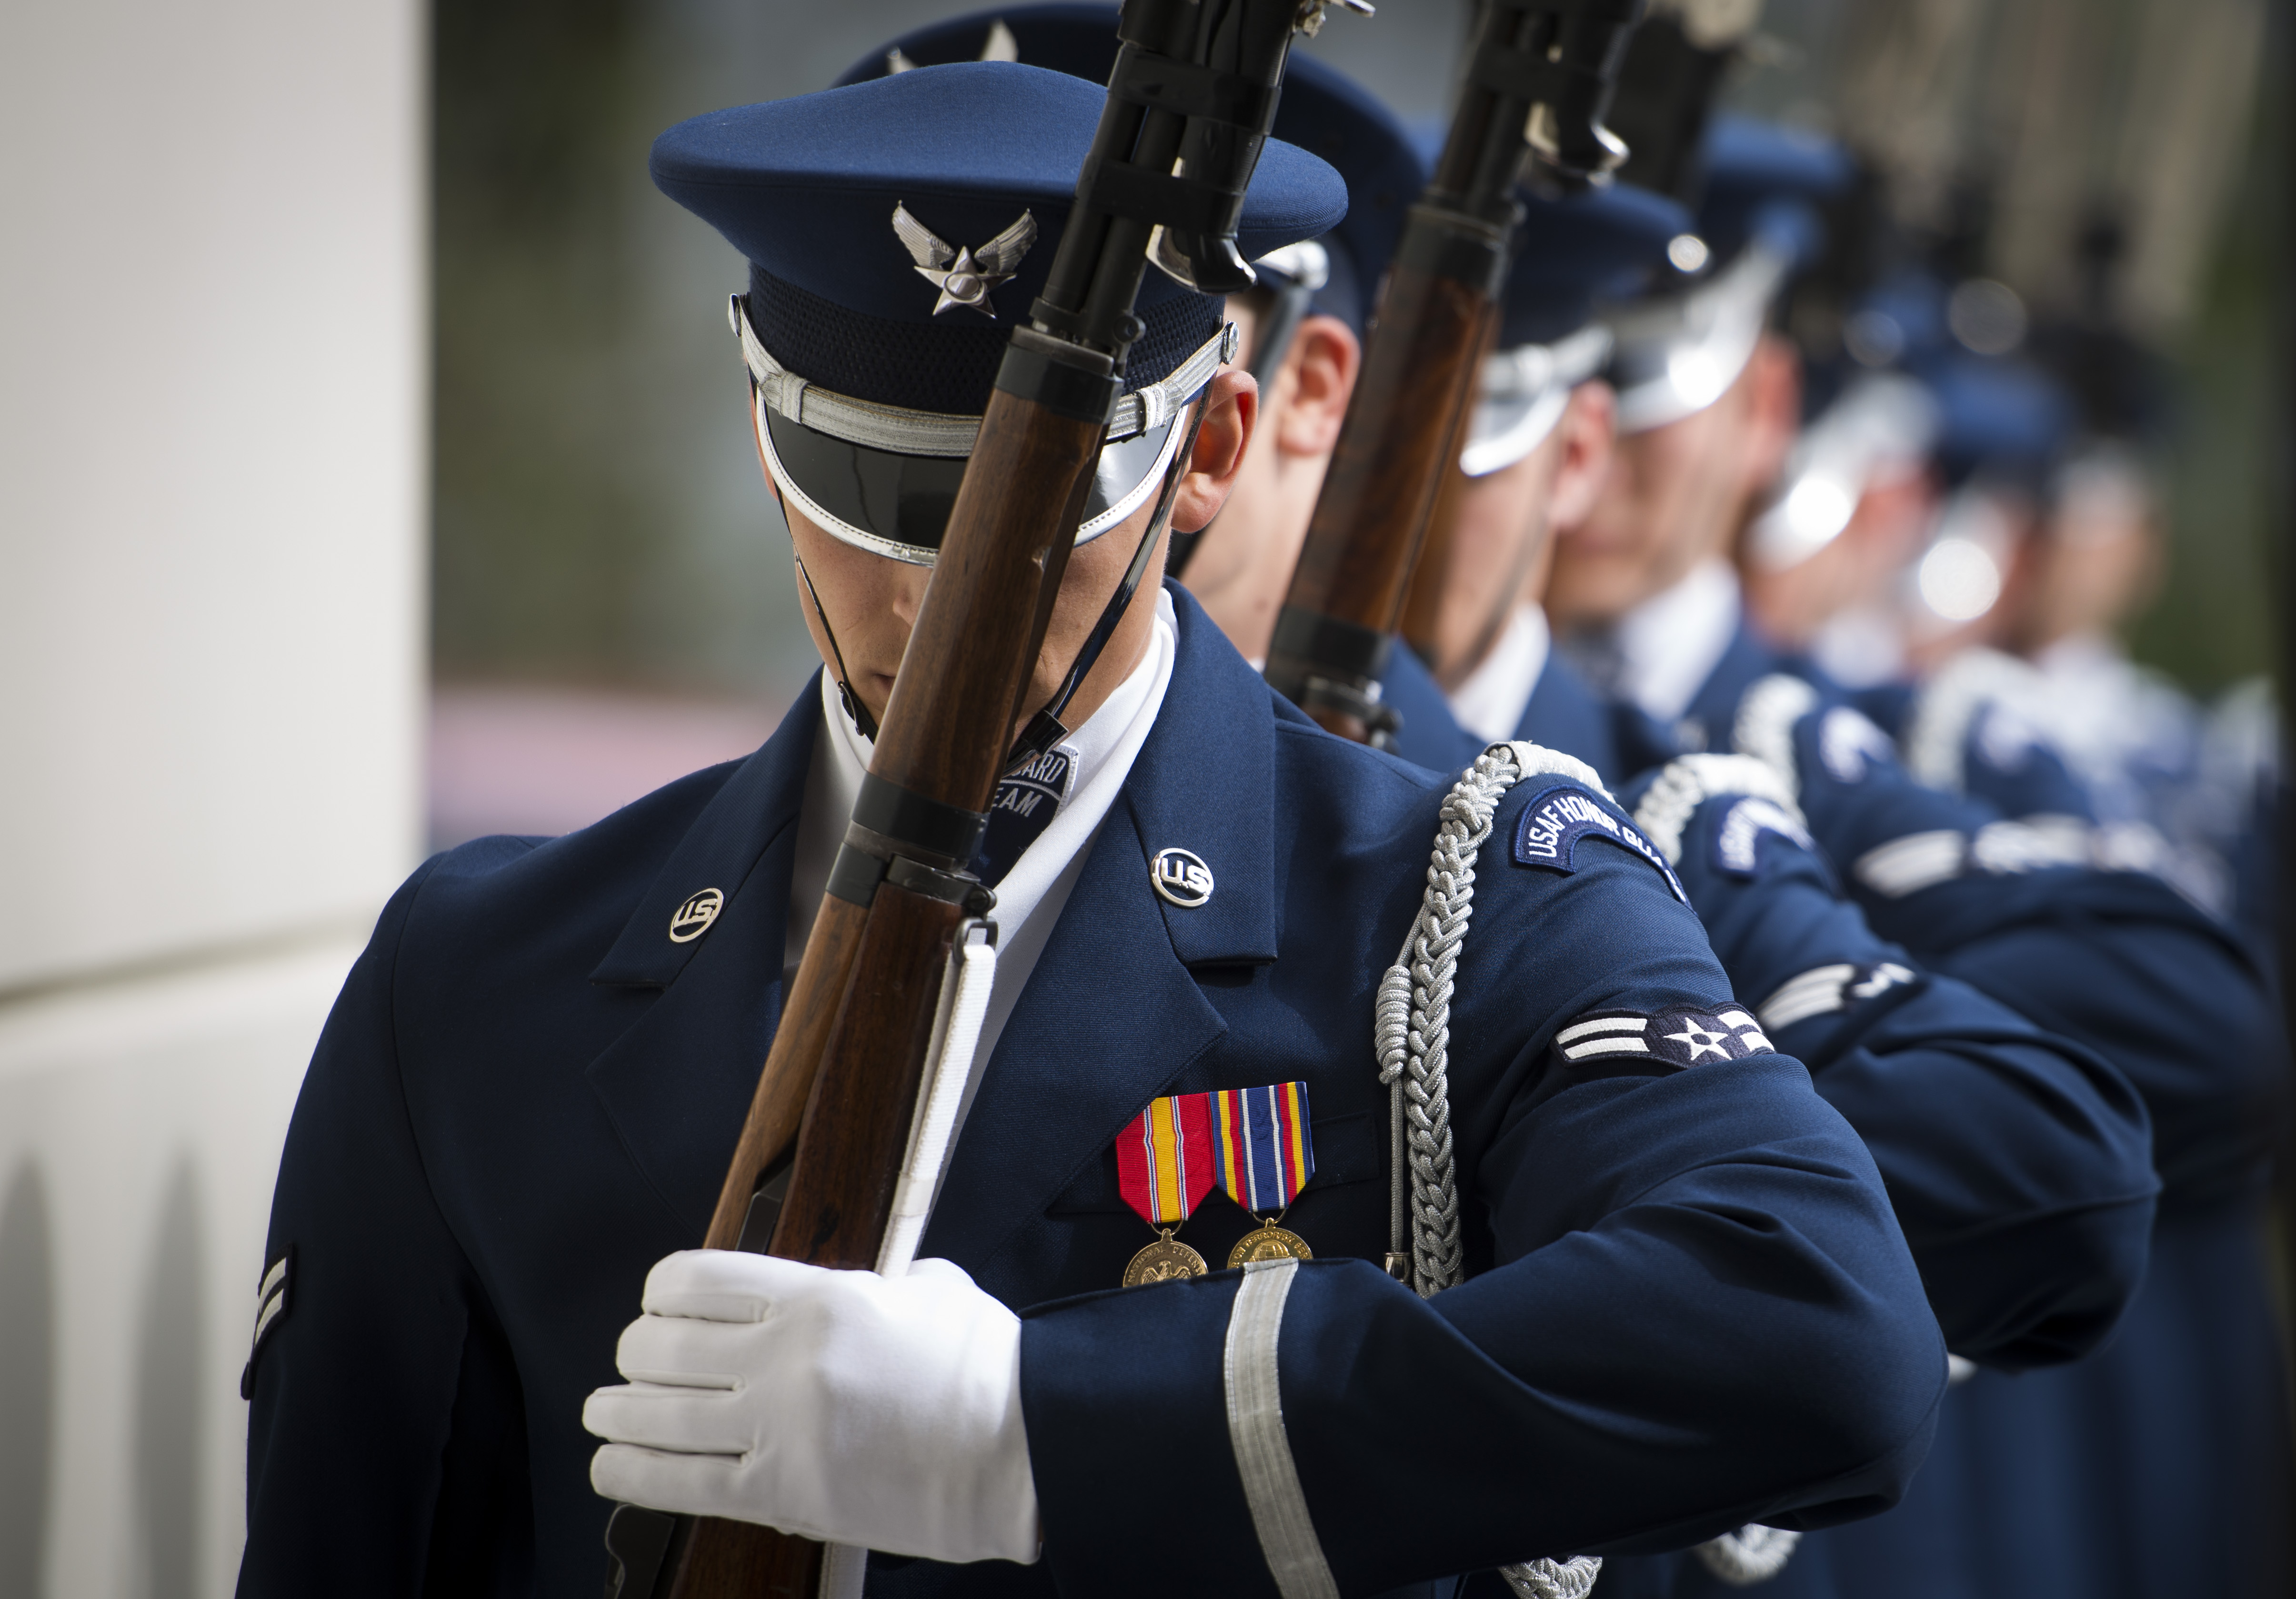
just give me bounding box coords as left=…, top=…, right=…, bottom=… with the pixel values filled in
left=1212, top=1081, right=1316, bottom=1267
left=1115, top=1093, right=1215, bottom=1286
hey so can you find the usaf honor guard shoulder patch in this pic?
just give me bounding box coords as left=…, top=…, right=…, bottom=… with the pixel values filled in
left=1554, top=1006, right=1775, bottom=1076
left=1511, top=780, right=1689, bottom=904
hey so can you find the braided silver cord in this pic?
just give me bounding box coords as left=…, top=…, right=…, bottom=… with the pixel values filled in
left=1500, top=1553, right=1604, bottom=1599
left=1731, top=675, right=1820, bottom=796
left=1694, top=1524, right=1803, bottom=1585
left=1631, top=754, right=1805, bottom=867
left=1375, top=741, right=1607, bottom=1599
left=1902, top=647, right=2035, bottom=794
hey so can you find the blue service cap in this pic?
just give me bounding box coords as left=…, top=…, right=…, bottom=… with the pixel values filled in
left=1404, top=119, right=1688, bottom=350
left=1923, top=352, right=2074, bottom=490
left=1467, top=179, right=1693, bottom=473
left=1401, top=119, right=1690, bottom=470
left=652, top=62, right=1344, bottom=563
left=1694, top=113, right=1852, bottom=269
left=834, top=6, right=1417, bottom=335
left=1503, top=181, right=1691, bottom=349
left=1601, top=116, right=1850, bottom=434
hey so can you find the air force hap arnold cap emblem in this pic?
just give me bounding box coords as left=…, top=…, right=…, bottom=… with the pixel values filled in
left=839, top=6, right=1423, bottom=340
left=650, top=62, right=1346, bottom=565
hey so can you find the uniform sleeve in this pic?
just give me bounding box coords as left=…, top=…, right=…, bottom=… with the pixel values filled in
left=1772, top=696, right=2288, bottom=1210
left=1891, top=869, right=2287, bottom=1210
left=1647, top=774, right=2159, bottom=1369
left=238, top=863, right=532, bottom=1598
left=1019, top=790, right=1945, bottom=1598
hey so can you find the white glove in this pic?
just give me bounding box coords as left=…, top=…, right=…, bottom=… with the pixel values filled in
left=584, top=1251, right=1039, bottom=1565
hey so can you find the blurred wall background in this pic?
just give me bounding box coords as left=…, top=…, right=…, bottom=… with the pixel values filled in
left=0, top=0, right=423, bottom=1593
left=426, top=0, right=1481, bottom=845
left=430, top=0, right=2285, bottom=855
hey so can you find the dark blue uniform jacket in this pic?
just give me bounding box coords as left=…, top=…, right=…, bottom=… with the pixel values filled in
left=1381, top=643, right=1676, bottom=785
left=240, top=588, right=1944, bottom=1599
left=1639, top=613, right=2292, bottom=1599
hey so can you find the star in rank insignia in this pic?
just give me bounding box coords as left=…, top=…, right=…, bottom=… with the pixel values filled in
left=892, top=202, right=1037, bottom=318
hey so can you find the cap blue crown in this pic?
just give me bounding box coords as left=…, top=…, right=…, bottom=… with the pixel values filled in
left=836, top=6, right=1417, bottom=335
left=652, top=61, right=1346, bottom=414
left=1692, top=112, right=1855, bottom=270
left=1401, top=120, right=1687, bottom=350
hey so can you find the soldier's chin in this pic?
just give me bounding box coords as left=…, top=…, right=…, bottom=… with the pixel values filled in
left=1544, top=558, right=1647, bottom=630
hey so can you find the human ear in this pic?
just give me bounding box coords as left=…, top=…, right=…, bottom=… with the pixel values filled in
left=1170, top=368, right=1258, bottom=532
left=1545, top=382, right=1616, bottom=533
left=1275, top=314, right=1361, bottom=457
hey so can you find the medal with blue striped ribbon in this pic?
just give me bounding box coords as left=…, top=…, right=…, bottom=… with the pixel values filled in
left=1212, top=1081, right=1316, bottom=1267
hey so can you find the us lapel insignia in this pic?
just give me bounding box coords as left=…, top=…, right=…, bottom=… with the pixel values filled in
left=668, top=887, right=723, bottom=944
left=1149, top=846, right=1214, bottom=908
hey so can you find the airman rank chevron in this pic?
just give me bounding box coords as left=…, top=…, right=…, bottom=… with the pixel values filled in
left=1512, top=780, right=1689, bottom=904
left=1553, top=1006, right=1776, bottom=1074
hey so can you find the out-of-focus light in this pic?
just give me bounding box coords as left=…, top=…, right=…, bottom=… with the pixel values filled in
left=1782, top=476, right=1855, bottom=545
left=1947, top=278, right=2026, bottom=355
left=1918, top=535, right=2003, bottom=621
left=1667, top=233, right=1711, bottom=274
left=1666, top=346, right=1729, bottom=411
left=1843, top=309, right=1905, bottom=367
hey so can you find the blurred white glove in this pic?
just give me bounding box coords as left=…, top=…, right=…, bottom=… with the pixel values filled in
left=585, top=1250, right=1038, bottom=1565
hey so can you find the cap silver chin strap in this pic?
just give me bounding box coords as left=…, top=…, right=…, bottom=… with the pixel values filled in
left=733, top=295, right=1236, bottom=456
left=1461, top=322, right=1617, bottom=478
left=1604, top=237, right=1793, bottom=435
left=738, top=297, right=1236, bottom=564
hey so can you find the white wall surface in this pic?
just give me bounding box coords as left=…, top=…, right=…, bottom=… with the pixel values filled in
left=0, top=0, right=424, bottom=991
left=0, top=0, right=424, bottom=1593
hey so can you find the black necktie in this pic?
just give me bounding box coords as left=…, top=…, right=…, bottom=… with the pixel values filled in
left=974, top=745, right=1076, bottom=887
left=1560, top=629, right=1630, bottom=701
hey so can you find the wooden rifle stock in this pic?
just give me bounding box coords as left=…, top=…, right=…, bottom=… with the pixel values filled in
left=642, top=392, right=1105, bottom=1599
left=1397, top=447, right=1477, bottom=674
left=1263, top=0, right=1643, bottom=745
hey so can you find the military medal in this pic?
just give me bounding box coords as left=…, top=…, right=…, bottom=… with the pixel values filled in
left=1115, top=1093, right=1214, bottom=1287
left=1213, top=1081, right=1317, bottom=1267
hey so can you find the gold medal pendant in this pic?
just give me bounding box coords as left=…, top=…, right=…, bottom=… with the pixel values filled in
left=1227, top=1219, right=1313, bottom=1268
left=1124, top=1227, right=1209, bottom=1287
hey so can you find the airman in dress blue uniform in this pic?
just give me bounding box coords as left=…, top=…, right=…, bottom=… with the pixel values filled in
left=1761, top=327, right=2293, bottom=1599
left=1543, top=113, right=2290, bottom=1599
left=237, top=58, right=1946, bottom=1599
left=1304, top=100, right=2163, bottom=1599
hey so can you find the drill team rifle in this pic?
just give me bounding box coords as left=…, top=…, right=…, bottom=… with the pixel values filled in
left=1263, top=0, right=1644, bottom=744
left=602, top=2, right=1343, bottom=1594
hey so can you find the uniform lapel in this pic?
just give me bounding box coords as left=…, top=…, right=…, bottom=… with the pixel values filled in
left=920, top=587, right=1281, bottom=1272
left=583, top=682, right=821, bottom=1236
